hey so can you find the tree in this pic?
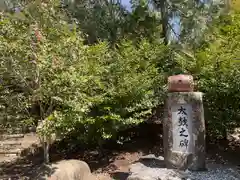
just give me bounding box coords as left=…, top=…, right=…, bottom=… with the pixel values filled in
left=173, top=11, right=240, bottom=139
left=62, top=0, right=128, bottom=44
left=151, top=0, right=227, bottom=47
left=0, top=0, right=169, bottom=145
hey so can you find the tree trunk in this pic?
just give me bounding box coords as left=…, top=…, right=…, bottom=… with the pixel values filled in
left=159, top=0, right=169, bottom=45
left=43, top=138, right=50, bottom=164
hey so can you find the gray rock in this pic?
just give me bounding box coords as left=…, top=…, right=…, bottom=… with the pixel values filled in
left=127, top=162, right=188, bottom=180
left=141, top=154, right=164, bottom=161
left=138, top=154, right=166, bottom=169
left=36, top=159, right=97, bottom=180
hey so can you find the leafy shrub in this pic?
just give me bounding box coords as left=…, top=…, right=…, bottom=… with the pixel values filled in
left=1, top=0, right=239, bottom=146
left=0, top=0, right=169, bottom=145
left=198, top=13, right=240, bottom=139
left=174, top=12, right=240, bottom=139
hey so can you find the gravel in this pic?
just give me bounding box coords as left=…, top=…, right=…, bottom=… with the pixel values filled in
left=187, top=164, right=240, bottom=180
left=128, top=154, right=240, bottom=180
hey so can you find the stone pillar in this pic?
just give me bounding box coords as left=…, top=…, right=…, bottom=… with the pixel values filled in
left=163, top=74, right=206, bottom=171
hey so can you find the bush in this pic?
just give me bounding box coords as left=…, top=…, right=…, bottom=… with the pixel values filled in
left=1, top=0, right=238, bottom=146
left=198, top=13, right=240, bottom=139
left=0, top=1, right=169, bottom=145
left=174, top=12, right=240, bottom=139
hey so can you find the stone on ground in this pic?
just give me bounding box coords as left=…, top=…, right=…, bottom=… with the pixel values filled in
left=127, top=154, right=187, bottom=180
left=128, top=162, right=187, bottom=180
left=38, top=159, right=97, bottom=180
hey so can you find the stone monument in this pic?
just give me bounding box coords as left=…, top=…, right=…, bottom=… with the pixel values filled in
left=163, top=74, right=206, bottom=171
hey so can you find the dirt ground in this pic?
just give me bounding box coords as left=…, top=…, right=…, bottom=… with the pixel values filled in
left=0, top=134, right=164, bottom=180
left=1, top=124, right=240, bottom=180
left=0, top=133, right=40, bottom=163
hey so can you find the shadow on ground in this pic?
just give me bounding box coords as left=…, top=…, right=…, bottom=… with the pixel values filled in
left=0, top=146, right=44, bottom=180
left=0, top=123, right=163, bottom=179
left=1, top=123, right=240, bottom=180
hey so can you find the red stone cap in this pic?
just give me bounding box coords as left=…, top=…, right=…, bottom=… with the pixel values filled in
left=168, top=74, right=194, bottom=92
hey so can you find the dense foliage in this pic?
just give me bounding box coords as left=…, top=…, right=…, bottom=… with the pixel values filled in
left=0, top=0, right=239, bottom=146
left=198, top=12, right=240, bottom=139
left=0, top=1, right=169, bottom=145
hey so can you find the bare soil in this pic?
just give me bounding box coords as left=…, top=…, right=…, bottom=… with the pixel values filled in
left=1, top=124, right=240, bottom=180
